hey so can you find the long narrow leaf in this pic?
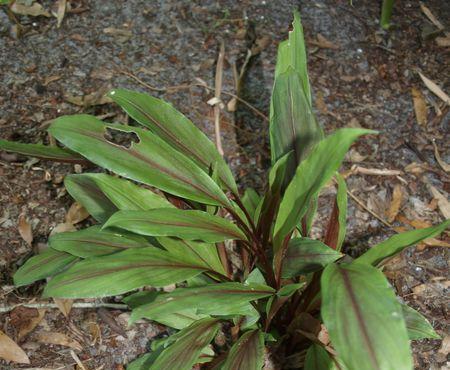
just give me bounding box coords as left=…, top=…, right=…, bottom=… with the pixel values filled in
left=304, top=344, right=336, bottom=370
left=104, top=209, right=247, bottom=243
left=270, top=67, right=322, bottom=167
left=324, top=174, right=347, bottom=251
left=282, top=238, right=342, bottom=278
left=222, top=330, right=265, bottom=370
left=149, top=318, right=220, bottom=370
left=273, top=128, right=375, bottom=250
left=108, top=88, right=238, bottom=194
left=157, top=237, right=226, bottom=275
left=355, top=219, right=450, bottom=266
left=49, top=225, right=152, bottom=258
left=0, top=139, right=86, bottom=163
left=14, top=249, right=77, bottom=286
left=49, top=115, right=230, bottom=206
left=321, top=263, right=412, bottom=370
left=401, top=304, right=440, bottom=340
left=43, top=247, right=207, bottom=298
left=131, top=282, right=274, bottom=323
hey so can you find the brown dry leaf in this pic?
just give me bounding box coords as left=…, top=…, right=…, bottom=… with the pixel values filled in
left=43, top=75, right=62, bottom=86
left=11, top=1, right=51, bottom=17
left=50, top=222, right=77, bottom=236
left=436, top=35, right=450, bottom=47
left=18, top=309, right=46, bottom=341
left=420, top=3, right=444, bottom=30
left=426, top=183, right=450, bottom=219
left=54, top=0, right=66, bottom=28
left=313, top=33, right=339, bottom=49
left=351, top=165, right=402, bottom=176
left=315, top=91, right=328, bottom=114
left=65, top=91, right=112, bottom=107
left=18, top=214, right=33, bottom=246
left=386, top=184, right=404, bottom=222
left=53, top=298, right=73, bottom=318
left=0, top=330, right=30, bottom=364
left=411, top=87, right=428, bottom=126
left=432, top=140, right=450, bottom=173
left=103, top=27, right=132, bottom=43
left=65, top=202, right=89, bottom=224
left=347, top=148, right=367, bottom=163
left=422, top=237, right=450, bottom=248
left=36, top=332, right=82, bottom=351
left=438, top=335, right=450, bottom=355
left=418, top=72, right=450, bottom=105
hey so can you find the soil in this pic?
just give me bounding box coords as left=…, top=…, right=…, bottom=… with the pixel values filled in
left=0, top=0, right=449, bottom=369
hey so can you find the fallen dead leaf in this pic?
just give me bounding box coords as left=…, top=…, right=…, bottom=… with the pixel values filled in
left=43, top=75, right=62, bottom=86
left=54, top=0, right=66, bottom=28
left=436, top=35, right=450, bottom=47
left=351, top=165, right=402, bottom=176
left=0, top=330, right=30, bottom=364
left=418, top=72, right=450, bottom=105
left=422, top=237, right=450, bottom=248
left=420, top=3, right=444, bottom=30
left=65, top=91, right=112, bottom=107
left=103, top=27, right=132, bottom=43
left=54, top=298, right=73, bottom=318
left=18, top=214, right=33, bottom=246
left=411, top=87, right=428, bottom=126
left=425, top=182, right=450, bottom=219
left=36, top=332, right=82, bottom=351
left=16, top=308, right=46, bottom=341
left=386, top=184, right=404, bottom=222
left=11, top=1, right=51, bottom=17
left=347, top=148, right=367, bottom=163
left=70, top=350, right=88, bottom=370
left=311, top=33, right=339, bottom=49
left=65, top=202, right=89, bottom=224
left=438, top=335, right=450, bottom=356
left=432, top=140, right=450, bottom=173
left=50, top=222, right=77, bottom=236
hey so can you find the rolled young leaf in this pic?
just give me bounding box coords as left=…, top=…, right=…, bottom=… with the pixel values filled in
left=108, top=88, right=238, bottom=194
left=103, top=209, right=247, bottom=243
left=14, top=248, right=77, bottom=287
left=321, top=263, right=412, bottom=370
left=43, top=247, right=207, bottom=298
left=354, top=219, right=450, bottom=266
left=0, top=139, right=86, bottom=163
left=281, top=238, right=343, bottom=278
left=49, top=115, right=230, bottom=207
left=222, top=329, right=265, bottom=370
left=273, top=128, right=375, bottom=250
left=149, top=318, right=220, bottom=370
left=49, top=225, right=153, bottom=258
left=270, top=67, right=323, bottom=169
left=401, top=304, right=440, bottom=340
left=130, top=282, right=275, bottom=323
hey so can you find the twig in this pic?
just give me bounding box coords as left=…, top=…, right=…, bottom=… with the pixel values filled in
left=347, top=190, right=394, bottom=229
left=213, top=41, right=225, bottom=156
left=0, top=301, right=128, bottom=313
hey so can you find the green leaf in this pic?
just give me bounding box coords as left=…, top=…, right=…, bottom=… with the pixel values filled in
left=103, top=209, right=247, bottom=243
left=401, top=304, right=440, bottom=340
left=270, top=67, right=323, bottom=167
left=304, top=344, right=336, bottom=370
left=355, top=219, right=450, bottom=266
left=0, top=139, right=85, bottom=163
left=273, top=128, right=375, bottom=250
left=282, top=238, right=342, bottom=278
left=49, top=225, right=153, bottom=258
left=242, top=188, right=261, bottom=220
left=49, top=115, right=230, bottom=206
left=222, top=329, right=265, bottom=370
left=14, top=248, right=77, bottom=287
left=149, top=318, right=220, bottom=370
left=43, top=247, right=207, bottom=298
left=108, top=88, right=238, bottom=194
left=321, top=263, right=412, bottom=370
left=64, top=175, right=118, bottom=222
left=273, top=11, right=311, bottom=102
left=126, top=348, right=163, bottom=370
left=131, top=282, right=275, bottom=323
left=124, top=291, right=206, bottom=329
left=157, top=237, right=226, bottom=276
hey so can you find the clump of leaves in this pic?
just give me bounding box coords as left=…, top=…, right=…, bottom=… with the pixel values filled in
left=2, top=12, right=448, bottom=370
